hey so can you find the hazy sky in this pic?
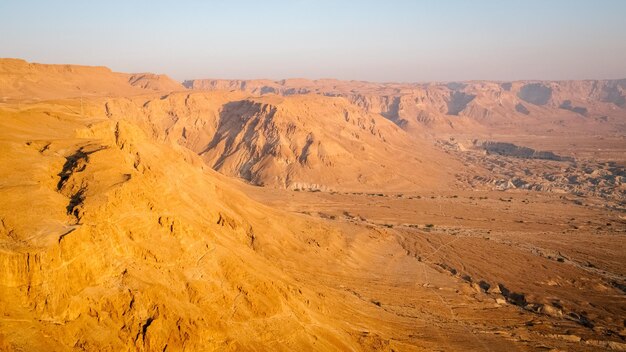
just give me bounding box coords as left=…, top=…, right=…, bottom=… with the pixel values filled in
left=1, top=0, right=625, bottom=82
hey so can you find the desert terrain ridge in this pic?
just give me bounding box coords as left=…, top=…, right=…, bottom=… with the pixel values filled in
left=0, top=59, right=625, bottom=351
left=184, top=78, right=626, bottom=135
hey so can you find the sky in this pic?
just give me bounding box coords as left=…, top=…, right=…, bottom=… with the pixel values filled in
left=1, top=0, right=625, bottom=82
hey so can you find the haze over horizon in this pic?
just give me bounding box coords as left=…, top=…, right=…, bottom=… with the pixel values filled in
left=1, top=0, right=626, bottom=82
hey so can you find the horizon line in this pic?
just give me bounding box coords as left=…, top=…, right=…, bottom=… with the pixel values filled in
left=4, top=57, right=626, bottom=85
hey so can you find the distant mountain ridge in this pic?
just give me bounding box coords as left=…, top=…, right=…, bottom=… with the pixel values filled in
left=184, top=77, right=626, bottom=135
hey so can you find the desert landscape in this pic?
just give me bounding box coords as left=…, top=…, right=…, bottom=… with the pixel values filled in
left=1, top=2, right=626, bottom=351
left=0, top=57, right=624, bottom=351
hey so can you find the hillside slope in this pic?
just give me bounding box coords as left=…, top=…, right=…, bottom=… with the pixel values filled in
left=3, top=94, right=622, bottom=352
